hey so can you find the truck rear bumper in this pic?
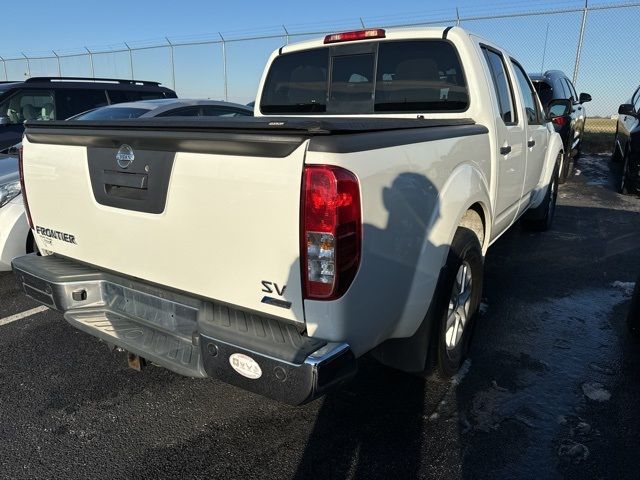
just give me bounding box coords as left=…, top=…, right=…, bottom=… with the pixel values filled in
left=11, top=254, right=356, bottom=405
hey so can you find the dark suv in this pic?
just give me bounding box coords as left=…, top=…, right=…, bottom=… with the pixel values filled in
left=530, top=70, right=591, bottom=183
left=0, top=77, right=176, bottom=151
left=613, top=85, right=640, bottom=194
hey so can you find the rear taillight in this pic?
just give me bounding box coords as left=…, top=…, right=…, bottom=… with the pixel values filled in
left=18, top=144, right=34, bottom=229
left=302, top=165, right=361, bottom=300
left=552, top=116, right=567, bottom=127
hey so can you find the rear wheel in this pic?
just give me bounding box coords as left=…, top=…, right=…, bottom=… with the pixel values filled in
left=427, top=227, right=483, bottom=378
left=522, top=158, right=560, bottom=231
left=619, top=146, right=631, bottom=195
left=558, top=152, right=571, bottom=184
left=611, top=134, right=623, bottom=163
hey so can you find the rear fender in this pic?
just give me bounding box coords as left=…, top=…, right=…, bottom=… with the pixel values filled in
left=530, top=129, right=563, bottom=208
left=386, top=162, right=491, bottom=340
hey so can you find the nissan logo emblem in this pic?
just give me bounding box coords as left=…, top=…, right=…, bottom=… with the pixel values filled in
left=115, top=144, right=135, bottom=169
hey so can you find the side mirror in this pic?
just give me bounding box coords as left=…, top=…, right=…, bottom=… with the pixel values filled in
left=619, top=103, right=636, bottom=116
left=579, top=92, right=591, bottom=104
left=546, top=98, right=572, bottom=121
left=0, top=116, right=9, bottom=126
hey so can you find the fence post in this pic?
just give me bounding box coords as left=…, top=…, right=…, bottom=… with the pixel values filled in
left=125, top=42, right=134, bottom=80
left=456, top=7, right=461, bottom=26
left=219, top=33, right=228, bottom=101
left=21, top=53, right=31, bottom=78
left=0, top=55, right=7, bottom=81
left=166, top=37, right=176, bottom=90
left=85, top=47, right=95, bottom=78
left=282, top=25, right=289, bottom=45
left=52, top=50, right=62, bottom=77
left=572, top=0, right=589, bottom=87
left=540, top=23, right=550, bottom=73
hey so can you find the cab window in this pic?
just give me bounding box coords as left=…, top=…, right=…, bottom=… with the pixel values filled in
left=0, top=89, right=55, bottom=123
left=511, top=61, right=542, bottom=125
left=481, top=47, right=515, bottom=124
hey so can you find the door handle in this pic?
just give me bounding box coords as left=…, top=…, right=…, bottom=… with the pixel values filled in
left=500, top=145, right=512, bottom=155
left=528, top=140, right=536, bottom=148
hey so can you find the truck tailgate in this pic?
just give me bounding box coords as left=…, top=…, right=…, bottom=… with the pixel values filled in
left=22, top=127, right=308, bottom=323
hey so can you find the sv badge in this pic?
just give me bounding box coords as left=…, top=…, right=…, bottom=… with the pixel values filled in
left=261, top=281, right=286, bottom=296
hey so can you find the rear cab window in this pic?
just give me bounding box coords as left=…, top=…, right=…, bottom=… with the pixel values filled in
left=481, top=46, right=516, bottom=124
left=260, top=39, right=468, bottom=115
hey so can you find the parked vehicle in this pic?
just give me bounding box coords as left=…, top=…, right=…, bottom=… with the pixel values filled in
left=0, top=147, right=36, bottom=271
left=0, top=77, right=176, bottom=152
left=613, top=85, right=640, bottom=194
left=14, top=27, right=563, bottom=405
left=71, top=99, right=253, bottom=120
left=530, top=70, right=591, bottom=183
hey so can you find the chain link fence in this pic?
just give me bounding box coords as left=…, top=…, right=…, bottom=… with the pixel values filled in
left=1, top=1, right=638, bottom=152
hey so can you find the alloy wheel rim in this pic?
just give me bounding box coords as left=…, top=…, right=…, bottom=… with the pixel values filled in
left=445, top=261, right=473, bottom=352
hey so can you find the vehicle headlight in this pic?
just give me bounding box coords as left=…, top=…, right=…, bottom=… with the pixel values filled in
left=0, top=180, right=21, bottom=208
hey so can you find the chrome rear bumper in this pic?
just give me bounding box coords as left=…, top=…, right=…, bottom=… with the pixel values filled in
left=12, top=254, right=356, bottom=404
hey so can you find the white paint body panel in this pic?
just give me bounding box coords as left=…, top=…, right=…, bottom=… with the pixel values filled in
left=0, top=194, right=29, bottom=271
left=22, top=140, right=307, bottom=322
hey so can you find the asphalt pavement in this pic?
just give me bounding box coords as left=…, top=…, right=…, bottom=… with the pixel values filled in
left=0, top=154, right=638, bottom=480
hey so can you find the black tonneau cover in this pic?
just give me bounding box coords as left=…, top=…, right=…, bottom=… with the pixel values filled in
left=24, top=117, right=487, bottom=157
left=26, top=116, right=476, bottom=136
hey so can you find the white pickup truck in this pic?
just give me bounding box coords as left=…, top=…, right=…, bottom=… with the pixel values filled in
left=13, top=27, right=563, bottom=404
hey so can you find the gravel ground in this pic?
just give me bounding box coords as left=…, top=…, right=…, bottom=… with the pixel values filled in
left=0, top=154, right=638, bottom=479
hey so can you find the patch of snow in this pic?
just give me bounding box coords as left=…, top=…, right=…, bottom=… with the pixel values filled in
left=581, top=382, right=611, bottom=402
left=451, top=359, right=471, bottom=386
left=611, top=281, right=636, bottom=296
left=573, top=169, right=582, bottom=176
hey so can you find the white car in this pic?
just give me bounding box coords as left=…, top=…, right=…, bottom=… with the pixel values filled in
left=0, top=150, right=34, bottom=271
left=15, top=27, right=563, bottom=404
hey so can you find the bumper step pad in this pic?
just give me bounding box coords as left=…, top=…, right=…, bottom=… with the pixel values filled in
left=65, top=309, right=205, bottom=377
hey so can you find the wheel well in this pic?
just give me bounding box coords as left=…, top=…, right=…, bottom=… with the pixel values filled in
left=26, top=230, right=35, bottom=254
left=460, top=204, right=486, bottom=248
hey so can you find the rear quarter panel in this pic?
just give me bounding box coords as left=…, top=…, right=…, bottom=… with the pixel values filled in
left=303, top=132, right=491, bottom=355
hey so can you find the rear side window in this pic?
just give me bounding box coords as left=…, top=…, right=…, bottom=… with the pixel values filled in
left=201, top=106, right=252, bottom=117
left=260, top=40, right=468, bottom=114
left=511, top=61, right=542, bottom=125
left=107, top=90, right=166, bottom=104
left=56, top=89, right=108, bottom=120
left=157, top=106, right=201, bottom=117
left=73, top=107, right=150, bottom=120
left=482, top=47, right=515, bottom=124
left=563, top=78, right=577, bottom=101
left=0, top=89, right=55, bottom=123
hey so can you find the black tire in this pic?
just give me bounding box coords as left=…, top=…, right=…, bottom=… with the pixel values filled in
left=619, top=146, right=631, bottom=195
left=522, top=159, right=560, bottom=231
left=426, top=227, right=483, bottom=378
left=628, top=279, right=640, bottom=340
left=558, top=152, right=571, bottom=185
left=611, top=133, right=622, bottom=163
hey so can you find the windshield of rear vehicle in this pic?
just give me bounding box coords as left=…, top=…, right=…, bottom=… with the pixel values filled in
left=72, top=107, right=151, bottom=120
left=260, top=40, right=469, bottom=115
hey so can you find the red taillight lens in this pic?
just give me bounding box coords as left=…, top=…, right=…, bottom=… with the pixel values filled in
left=324, top=28, right=386, bottom=44
left=302, top=165, right=361, bottom=300
left=552, top=116, right=567, bottom=127
left=17, top=144, right=34, bottom=229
